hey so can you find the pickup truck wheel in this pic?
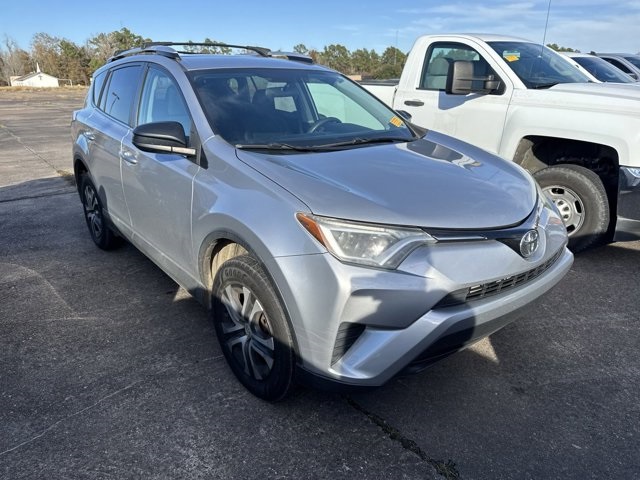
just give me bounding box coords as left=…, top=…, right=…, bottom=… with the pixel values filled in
left=211, top=255, right=296, bottom=401
left=80, top=174, right=120, bottom=250
left=534, top=165, right=609, bottom=252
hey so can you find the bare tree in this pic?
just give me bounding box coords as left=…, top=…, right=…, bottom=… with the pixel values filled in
left=0, top=36, right=31, bottom=85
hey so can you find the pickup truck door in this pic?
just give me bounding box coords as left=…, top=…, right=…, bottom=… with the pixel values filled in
left=394, top=41, right=513, bottom=154
left=120, top=66, right=199, bottom=279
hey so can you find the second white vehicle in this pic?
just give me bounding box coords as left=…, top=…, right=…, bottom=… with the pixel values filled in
left=563, top=52, right=637, bottom=84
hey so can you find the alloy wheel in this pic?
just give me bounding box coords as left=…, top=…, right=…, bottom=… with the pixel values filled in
left=220, top=283, right=275, bottom=381
left=83, top=184, right=104, bottom=240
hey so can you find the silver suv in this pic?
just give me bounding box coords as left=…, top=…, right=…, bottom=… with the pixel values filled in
left=72, top=43, right=572, bottom=400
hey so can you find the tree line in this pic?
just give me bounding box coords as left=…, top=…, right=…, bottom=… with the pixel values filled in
left=0, top=28, right=407, bottom=86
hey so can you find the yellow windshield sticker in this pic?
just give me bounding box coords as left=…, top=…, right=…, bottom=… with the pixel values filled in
left=389, top=116, right=404, bottom=127
left=503, top=50, right=521, bottom=62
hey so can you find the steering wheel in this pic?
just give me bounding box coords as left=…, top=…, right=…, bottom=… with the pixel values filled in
left=308, top=116, right=341, bottom=133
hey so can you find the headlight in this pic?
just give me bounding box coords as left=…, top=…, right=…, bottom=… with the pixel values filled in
left=297, top=213, right=436, bottom=269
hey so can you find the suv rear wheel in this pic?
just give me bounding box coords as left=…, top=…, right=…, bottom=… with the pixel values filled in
left=80, top=174, right=120, bottom=250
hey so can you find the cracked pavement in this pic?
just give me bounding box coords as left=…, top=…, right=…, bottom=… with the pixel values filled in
left=1, top=89, right=639, bottom=479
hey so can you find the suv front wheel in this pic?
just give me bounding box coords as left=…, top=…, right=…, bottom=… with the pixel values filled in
left=211, top=254, right=296, bottom=401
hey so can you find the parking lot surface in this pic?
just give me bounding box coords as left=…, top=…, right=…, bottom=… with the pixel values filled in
left=1, top=89, right=638, bottom=479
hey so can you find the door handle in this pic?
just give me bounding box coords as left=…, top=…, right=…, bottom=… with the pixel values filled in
left=404, top=99, right=424, bottom=107
left=119, top=150, right=137, bottom=165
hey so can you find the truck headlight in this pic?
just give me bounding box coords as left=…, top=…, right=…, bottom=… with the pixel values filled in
left=297, top=213, right=436, bottom=269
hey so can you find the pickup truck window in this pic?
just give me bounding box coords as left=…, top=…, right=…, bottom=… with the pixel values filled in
left=488, top=41, right=590, bottom=88
left=420, top=42, right=500, bottom=93
left=190, top=68, right=415, bottom=148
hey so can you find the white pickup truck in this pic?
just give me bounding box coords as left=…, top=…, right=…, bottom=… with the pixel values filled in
left=361, top=34, right=640, bottom=251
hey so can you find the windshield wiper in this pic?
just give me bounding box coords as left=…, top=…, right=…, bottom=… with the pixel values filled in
left=235, top=136, right=412, bottom=152
left=310, top=136, right=412, bottom=149
left=235, top=142, right=322, bottom=152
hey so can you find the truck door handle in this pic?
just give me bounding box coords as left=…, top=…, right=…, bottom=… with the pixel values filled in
left=120, top=150, right=137, bottom=165
left=404, top=100, right=424, bottom=107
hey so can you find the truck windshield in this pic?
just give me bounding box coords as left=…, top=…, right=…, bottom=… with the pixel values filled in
left=189, top=68, right=416, bottom=148
left=487, top=41, right=591, bottom=88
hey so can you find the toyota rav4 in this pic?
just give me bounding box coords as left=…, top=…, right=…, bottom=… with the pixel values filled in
left=72, top=42, right=572, bottom=400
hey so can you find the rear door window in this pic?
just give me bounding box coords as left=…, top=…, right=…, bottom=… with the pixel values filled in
left=91, top=71, right=107, bottom=106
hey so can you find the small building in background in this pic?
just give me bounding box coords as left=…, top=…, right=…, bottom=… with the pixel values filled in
left=10, top=64, right=59, bottom=88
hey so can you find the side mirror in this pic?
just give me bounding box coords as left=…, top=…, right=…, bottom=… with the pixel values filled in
left=446, top=60, right=500, bottom=95
left=132, top=121, right=196, bottom=157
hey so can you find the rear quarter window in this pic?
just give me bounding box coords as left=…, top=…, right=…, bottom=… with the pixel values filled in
left=91, top=71, right=107, bottom=106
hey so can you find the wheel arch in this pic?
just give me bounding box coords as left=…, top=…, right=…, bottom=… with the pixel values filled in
left=199, top=229, right=303, bottom=359
left=513, top=135, right=620, bottom=237
left=73, top=156, right=89, bottom=195
left=512, top=135, right=620, bottom=174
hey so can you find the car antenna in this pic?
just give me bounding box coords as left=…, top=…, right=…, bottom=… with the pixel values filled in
left=540, top=0, right=552, bottom=56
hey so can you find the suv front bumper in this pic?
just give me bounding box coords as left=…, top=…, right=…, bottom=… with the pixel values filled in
left=270, top=217, right=572, bottom=388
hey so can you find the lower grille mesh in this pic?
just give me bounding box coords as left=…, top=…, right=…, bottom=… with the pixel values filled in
left=436, top=249, right=564, bottom=308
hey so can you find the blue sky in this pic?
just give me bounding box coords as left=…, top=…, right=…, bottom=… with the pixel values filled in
left=1, top=0, right=639, bottom=54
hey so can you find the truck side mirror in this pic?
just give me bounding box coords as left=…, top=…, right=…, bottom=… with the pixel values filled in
left=446, top=61, right=474, bottom=95
left=446, top=60, right=501, bottom=95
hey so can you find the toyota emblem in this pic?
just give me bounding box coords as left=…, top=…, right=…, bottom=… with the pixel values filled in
left=520, top=229, right=539, bottom=258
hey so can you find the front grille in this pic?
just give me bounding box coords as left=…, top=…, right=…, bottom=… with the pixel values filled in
left=435, top=248, right=564, bottom=308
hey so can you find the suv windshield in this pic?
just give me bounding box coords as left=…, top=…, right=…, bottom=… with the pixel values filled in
left=189, top=68, right=416, bottom=148
left=488, top=41, right=591, bottom=88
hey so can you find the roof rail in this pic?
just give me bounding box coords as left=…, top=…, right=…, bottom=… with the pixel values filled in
left=107, top=45, right=180, bottom=63
left=143, top=42, right=271, bottom=57
left=107, top=42, right=315, bottom=65
left=269, top=51, right=314, bottom=64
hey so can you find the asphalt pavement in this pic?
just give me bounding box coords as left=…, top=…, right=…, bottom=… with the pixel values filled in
left=0, top=88, right=638, bottom=479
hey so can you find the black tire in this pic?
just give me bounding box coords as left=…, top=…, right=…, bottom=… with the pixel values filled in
left=211, top=254, right=296, bottom=401
left=534, top=165, right=609, bottom=252
left=80, top=174, right=120, bottom=250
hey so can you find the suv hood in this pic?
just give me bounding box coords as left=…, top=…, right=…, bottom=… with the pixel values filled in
left=235, top=131, right=536, bottom=229
left=514, top=82, right=640, bottom=115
